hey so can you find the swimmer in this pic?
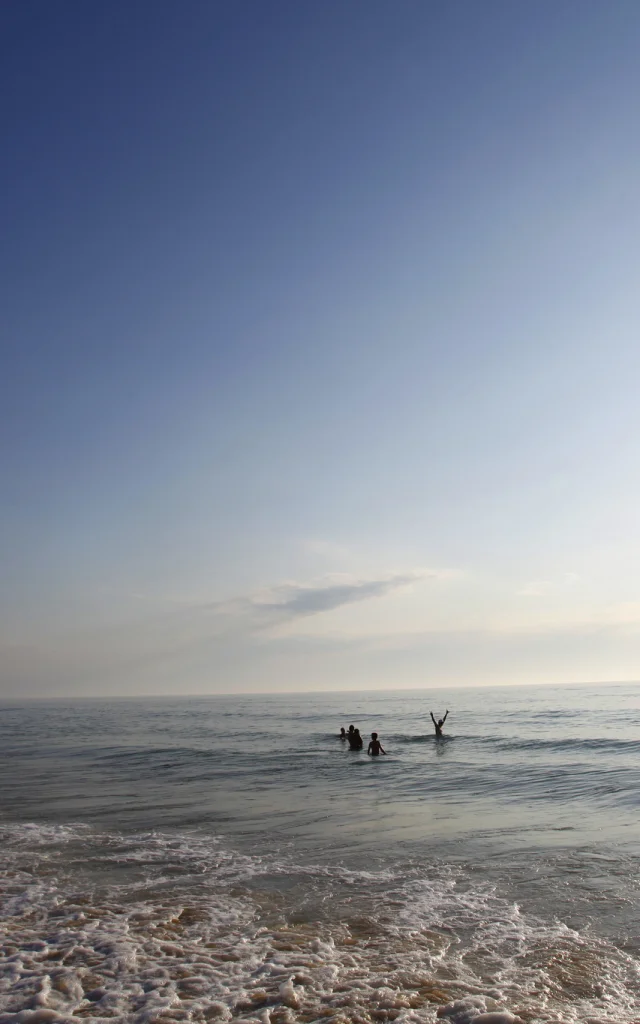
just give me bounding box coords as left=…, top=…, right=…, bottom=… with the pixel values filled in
left=339, top=727, right=347, bottom=741
left=367, top=732, right=386, bottom=756
left=348, top=728, right=363, bottom=750
left=430, top=710, right=449, bottom=736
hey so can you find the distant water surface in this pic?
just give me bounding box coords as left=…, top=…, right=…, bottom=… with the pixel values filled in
left=1, top=684, right=640, bottom=1023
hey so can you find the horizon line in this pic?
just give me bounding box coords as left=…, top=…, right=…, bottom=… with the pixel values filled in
left=1, top=679, right=638, bottom=702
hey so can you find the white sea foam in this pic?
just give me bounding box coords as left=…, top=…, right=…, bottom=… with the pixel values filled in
left=1, top=823, right=639, bottom=1024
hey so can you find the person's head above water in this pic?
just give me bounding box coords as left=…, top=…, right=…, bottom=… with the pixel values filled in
left=438, top=720, right=444, bottom=728
left=371, top=732, right=378, bottom=739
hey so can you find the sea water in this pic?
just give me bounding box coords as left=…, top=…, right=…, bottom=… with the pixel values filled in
left=1, top=684, right=640, bottom=1024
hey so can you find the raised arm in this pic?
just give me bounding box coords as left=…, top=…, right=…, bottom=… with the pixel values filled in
left=442, top=710, right=449, bottom=723
left=430, top=712, right=436, bottom=725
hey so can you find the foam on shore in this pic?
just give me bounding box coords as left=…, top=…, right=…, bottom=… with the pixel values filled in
left=1, top=823, right=639, bottom=1024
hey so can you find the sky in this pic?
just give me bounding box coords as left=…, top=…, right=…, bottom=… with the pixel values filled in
left=3, top=1, right=640, bottom=697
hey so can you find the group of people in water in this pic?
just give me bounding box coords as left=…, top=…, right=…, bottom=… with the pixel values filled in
left=339, top=710, right=450, bottom=755
left=340, top=724, right=386, bottom=755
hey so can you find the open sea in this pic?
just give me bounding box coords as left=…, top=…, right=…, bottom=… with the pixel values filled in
left=1, top=684, right=640, bottom=1024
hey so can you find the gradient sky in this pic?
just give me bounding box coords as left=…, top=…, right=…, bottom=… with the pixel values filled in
left=3, top=1, right=640, bottom=696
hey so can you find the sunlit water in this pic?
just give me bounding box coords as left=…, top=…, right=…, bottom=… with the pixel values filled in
left=1, top=685, right=640, bottom=1024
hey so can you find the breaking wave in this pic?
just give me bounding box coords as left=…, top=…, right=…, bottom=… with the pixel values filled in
left=1, top=823, right=640, bottom=1024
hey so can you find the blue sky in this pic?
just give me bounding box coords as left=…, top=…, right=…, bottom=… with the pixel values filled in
left=3, top=1, right=640, bottom=695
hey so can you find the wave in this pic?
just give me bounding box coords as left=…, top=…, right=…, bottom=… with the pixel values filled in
left=384, top=733, right=640, bottom=753
left=387, top=733, right=456, bottom=744
left=1, top=822, right=639, bottom=1024
left=492, top=736, right=640, bottom=753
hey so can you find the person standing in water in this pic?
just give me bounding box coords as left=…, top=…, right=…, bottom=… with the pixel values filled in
left=348, top=728, right=363, bottom=750
left=430, top=710, right=449, bottom=736
left=367, top=732, right=386, bottom=756
left=339, top=727, right=347, bottom=741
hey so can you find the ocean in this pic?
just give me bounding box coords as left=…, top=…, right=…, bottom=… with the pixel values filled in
left=1, top=684, right=640, bottom=1024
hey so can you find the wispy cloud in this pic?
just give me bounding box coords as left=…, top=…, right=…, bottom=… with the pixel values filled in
left=201, top=570, right=437, bottom=637
left=248, top=571, right=428, bottom=623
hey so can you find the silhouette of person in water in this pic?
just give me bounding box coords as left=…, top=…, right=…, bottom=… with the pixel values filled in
left=340, top=727, right=346, bottom=741
left=367, top=732, right=386, bottom=756
left=348, top=728, right=363, bottom=750
left=430, top=710, right=449, bottom=736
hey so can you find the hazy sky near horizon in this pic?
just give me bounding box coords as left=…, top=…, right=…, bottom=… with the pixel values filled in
left=3, top=1, right=640, bottom=696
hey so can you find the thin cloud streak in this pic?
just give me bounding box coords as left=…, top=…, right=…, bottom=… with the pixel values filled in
left=249, top=572, right=430, bottom=622
left=203, top=570, right=440, bottom=636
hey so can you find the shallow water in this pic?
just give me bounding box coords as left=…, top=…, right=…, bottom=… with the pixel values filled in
left=1, top=685, right=640, bottom=1023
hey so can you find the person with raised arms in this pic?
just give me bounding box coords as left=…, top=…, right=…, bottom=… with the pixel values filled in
left=430, top=710, right=449, bottom=737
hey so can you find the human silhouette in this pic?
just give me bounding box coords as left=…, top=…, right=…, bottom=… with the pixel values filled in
left=430, top=710, right=449, bottom=736
left=348, top=728, right=363, bottom=750
left=340, top=727, right=347, bottom=741
left=367, top=732, right=386, bottom=756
